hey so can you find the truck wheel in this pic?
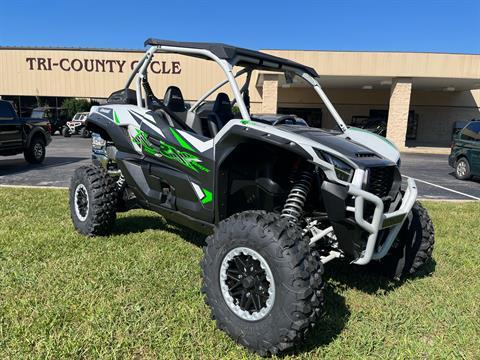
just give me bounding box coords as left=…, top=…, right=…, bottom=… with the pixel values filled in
left=370, top=201, right=434, bottom=279
left=62, top=127, right=71, bottom=137
left=201, top=211, right=325, bottom=356
left=455, top=157, right=471, bottom=180
left=70, top=165, right=117, bottom=236
left=81, top=128, right=91, bottom=138
left=24, top=137, right=46, bottom=164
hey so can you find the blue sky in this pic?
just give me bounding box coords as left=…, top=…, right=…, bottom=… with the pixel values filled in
left=1, top=0, right=479, bottom=53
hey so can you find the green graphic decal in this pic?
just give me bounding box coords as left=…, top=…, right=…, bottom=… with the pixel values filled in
left=240, top=119, right=263, bottom=127
left=170, top=128, right=196, bottom=152
left=201, top=188, right=213, bottom=205
left=131, top=129, right=157, bottom=155
left=113, top=111, right=120, bottom=124
left=131, top=129, right=209, bottom=173
left=159, top=142, right=209, bottom=173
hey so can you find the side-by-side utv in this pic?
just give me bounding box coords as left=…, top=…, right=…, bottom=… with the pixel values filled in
left=69, top=39, right=434, bottom=356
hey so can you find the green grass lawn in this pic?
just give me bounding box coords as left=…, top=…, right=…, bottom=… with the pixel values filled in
left=0, top=188, right=479, bottom=359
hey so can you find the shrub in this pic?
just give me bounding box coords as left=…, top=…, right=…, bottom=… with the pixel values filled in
left=62, top=98, right=93, bottom=119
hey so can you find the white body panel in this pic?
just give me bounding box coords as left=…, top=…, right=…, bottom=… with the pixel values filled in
left=344, top=127, right=400, bottom=164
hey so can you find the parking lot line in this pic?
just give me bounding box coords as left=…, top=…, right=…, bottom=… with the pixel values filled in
left=402, top=175, right=480, bottom=201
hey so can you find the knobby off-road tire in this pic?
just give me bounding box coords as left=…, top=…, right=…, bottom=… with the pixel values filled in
left=24, top=136, right=46, bottom=164
left=372, top=201, right=435, bottom=279
left=62, top=127, right=71, bottom=137
left=70, top=165, right=117, bottom=236
left=201, top=211, right=325, bottom=356
left=81, top=128, right=91, bottom=138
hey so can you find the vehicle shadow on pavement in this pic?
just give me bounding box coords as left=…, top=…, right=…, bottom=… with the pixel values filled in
left=0, top=157, right=86, bottom=176
left=447, top=171, right=480, bottom=183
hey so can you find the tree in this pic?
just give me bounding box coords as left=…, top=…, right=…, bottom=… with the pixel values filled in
left=62, top=98, right=92, bottom=119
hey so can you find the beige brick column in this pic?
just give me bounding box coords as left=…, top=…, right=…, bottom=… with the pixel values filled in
left=261, top=74, right=279, bottom=113
left=386, top=78, right=412, bottom=150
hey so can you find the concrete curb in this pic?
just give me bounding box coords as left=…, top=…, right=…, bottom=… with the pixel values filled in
left=0, top=184, right=68, bottom=190
left=418, top=198, right=478, bottom=202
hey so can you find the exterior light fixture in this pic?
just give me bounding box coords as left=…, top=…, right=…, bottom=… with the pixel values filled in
left=443, top=86, right=455, bottom=92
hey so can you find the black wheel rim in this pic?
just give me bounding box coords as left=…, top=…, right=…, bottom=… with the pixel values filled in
left=226, top=254, right=270, bottom=313
left=220, top=247, right=275, bottom=321
left=74, top=184, right=89, bottom=221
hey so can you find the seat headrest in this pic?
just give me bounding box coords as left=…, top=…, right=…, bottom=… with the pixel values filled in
left=213, top=93, right=233, bottom=117
left=163, top=86, right=185, bottom=112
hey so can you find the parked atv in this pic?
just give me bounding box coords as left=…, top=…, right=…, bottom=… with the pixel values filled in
left=63, top=112, right=91, bottom=138
left=69, top=39, right=435, bottom=356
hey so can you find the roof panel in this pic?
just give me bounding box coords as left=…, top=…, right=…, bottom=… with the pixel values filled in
left=144, top=38, right=318, bottom=77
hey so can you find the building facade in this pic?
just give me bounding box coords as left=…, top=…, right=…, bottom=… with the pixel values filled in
left=1, top=46, right=480, bottom=152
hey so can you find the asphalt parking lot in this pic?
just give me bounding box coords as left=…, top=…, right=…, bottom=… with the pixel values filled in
left=0, top=136, right=91, bottom=188
left=0, top=136, right=479, bottom=200
left=400, top=153, right=480, bottom=200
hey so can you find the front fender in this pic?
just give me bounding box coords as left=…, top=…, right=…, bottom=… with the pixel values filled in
left=85, top=112, right=136, bottom=154
left=214, top=123, right=313, bottom=168
left=26, top=127, right=51, bottom=148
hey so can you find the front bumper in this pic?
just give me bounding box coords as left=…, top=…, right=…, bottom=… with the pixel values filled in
left=67, top=121, right=83, bottom=132
left=347, top=177, right=417, bottom=265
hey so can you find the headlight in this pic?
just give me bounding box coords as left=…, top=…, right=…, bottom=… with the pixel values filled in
left=397, top=158, right=401, bottom=168
left=92, top=133, right=106, bottom=153
left=316, top=151, right=355, bottom=182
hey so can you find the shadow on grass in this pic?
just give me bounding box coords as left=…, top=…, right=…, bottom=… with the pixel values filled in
left=288, top=258, right=436, bottom=356
left=112, top=214, right=206, bottom=247
left=111, top=213, right=436, bottom=357
left=323, top=257, right=437, bottom=295
left=289, top=285, right=351, bottom=356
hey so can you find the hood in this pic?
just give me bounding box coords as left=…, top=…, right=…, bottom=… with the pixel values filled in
left=278, top=125, right=396, bottom=168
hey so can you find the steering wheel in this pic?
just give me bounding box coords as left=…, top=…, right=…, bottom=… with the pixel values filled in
left=272, top=115, right=298, bottom=126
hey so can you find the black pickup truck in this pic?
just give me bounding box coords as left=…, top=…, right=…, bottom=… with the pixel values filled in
left=0, top=100, right=52, bottom=164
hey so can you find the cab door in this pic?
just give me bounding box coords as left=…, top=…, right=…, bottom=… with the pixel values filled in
left=133, top=109, right=215, bottom=222
left=0, top=102, right=22, bottom=149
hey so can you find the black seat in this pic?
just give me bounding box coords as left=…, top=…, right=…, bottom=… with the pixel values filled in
left=212, top=92, right=234, bottom=126
left=163, top=86, right=187, bottom=122
left=205, top=93, right=234, bottom=137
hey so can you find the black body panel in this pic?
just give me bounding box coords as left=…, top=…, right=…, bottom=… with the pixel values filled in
left=320, top=181, right=364, bottom=259
left=279, top=125, right=396, bottom=169
left=86, top=112, right=136, bottom=153
left=214, top=124, right=313, bottom=222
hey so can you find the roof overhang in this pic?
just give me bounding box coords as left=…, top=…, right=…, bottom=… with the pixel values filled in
left=259, top=49, right=480, bottom=91
left=256, top=73, right=480, bottom=91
